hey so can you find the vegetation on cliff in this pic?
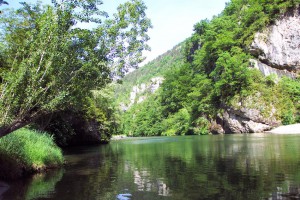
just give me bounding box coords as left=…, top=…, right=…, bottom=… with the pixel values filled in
left=114, top=44, right=184, bottom=107
left=117, top=0, right=300, bottom=136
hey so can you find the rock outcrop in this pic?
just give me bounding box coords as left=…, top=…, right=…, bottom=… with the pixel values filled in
left=250, top=7, right=300, bottom=78
left=120, top=77, right=164, bottom=111
left=213, top=7, right=300, bottom=134
left=211, top=107, right=279, bottom=134
left=224, top=108, right=275, bottom=133
left=249, top=59, right=297, bottom=79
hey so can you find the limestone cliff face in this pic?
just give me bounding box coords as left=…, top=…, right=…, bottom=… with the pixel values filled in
left=224, top=8, right=300, bottom=133
left=213, top=10, right=300, bottom=134
left=120, top=77, right=164, bottom=111
left=250, top=7, right=300, bottom=78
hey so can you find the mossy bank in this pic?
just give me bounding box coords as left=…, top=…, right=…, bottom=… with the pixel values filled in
left=0, top=129, right=64, bottom=180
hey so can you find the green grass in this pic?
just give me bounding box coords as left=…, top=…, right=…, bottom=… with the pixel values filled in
left=0, top=128, right=64, bottom=179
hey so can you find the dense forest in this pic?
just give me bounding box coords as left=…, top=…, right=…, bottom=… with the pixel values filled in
left=116, top=0, right=300, bottom=136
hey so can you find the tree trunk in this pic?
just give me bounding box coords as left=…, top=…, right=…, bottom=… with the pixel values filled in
left=0, top=112, right=45, bottom=138
left=0, top=112, right=55, bottom=138
left=0, top=119, right=31, bottom=138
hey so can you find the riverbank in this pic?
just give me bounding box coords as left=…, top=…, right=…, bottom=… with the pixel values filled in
left=0, top=129, right=64, bottom=180
left=266, top=124, right=300, bottom=134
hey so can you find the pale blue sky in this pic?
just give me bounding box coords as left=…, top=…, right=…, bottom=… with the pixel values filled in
left=2, top=0, right=228, bottom=65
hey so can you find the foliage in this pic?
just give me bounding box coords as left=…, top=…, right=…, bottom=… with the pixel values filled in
left=121, top=91, right=192, bottom=136
left=161, top=108, right=191, bottom=136
left=278, top=78, right=300, bottom=124
left=160, top=64, right=193, bottom=116
left=0, top=0, right=151, bottom=137
left=121, top=93, right=163, bottom=136
left=0, top=128, right=63, bottom=174
left=86, top=85, right=121, bottom=135
left=33, top=86, right=120, bottom=146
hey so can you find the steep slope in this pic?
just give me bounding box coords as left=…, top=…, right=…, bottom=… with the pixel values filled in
left=114, top=43, right=184, bottom=109
left=218, top=6, right=300, bottom=134
left=117, top=0, right=300, bottom=136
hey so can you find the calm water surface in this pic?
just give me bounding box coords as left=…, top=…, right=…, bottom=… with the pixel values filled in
left=2, top=134, right=300, bottom=200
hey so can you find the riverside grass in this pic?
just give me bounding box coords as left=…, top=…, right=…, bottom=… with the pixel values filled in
left=0, top=128, right=64, bottom=179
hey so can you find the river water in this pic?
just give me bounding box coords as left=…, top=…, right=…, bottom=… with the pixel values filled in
left=2, top=134, right=300, bottom=200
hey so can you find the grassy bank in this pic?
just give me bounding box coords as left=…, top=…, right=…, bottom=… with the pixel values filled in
left=0, top=129, right=64, bottom=179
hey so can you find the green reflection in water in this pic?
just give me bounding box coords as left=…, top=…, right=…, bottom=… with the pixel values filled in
left=3, top=134, right=300, bottom=200
left=3, top=169, right=63, bottom=200
left=25, top=169, right=64, bottom=200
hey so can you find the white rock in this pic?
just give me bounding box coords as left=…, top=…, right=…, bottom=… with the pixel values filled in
left=251, top=8, right=300, bottom=73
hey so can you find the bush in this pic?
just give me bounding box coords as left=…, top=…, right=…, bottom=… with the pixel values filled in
left=279, top=77, right=300, bottom=123
left=193, top=117, right=210, bottom=135
left=162, top=108, right=191, bottom=136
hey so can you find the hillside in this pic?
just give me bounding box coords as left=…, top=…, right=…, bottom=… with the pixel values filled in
left=114, top=43, right=184, bottom=108
left=117, top=0, right=300, bottom=136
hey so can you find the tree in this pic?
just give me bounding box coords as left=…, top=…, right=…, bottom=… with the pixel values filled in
left=0, top=0, right=151, bottom=138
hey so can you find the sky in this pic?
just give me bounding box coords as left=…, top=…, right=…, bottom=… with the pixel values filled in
left=101, top=0, right=229, bottom=65
left=2, top=0, right=229, bottom=66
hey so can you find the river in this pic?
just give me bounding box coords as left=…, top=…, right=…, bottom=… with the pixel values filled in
left=2, top=134, right=300, bottom=200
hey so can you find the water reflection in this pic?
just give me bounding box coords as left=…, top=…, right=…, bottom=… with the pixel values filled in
left=2, top=134, right=300, bottom=200
left=2, top=169, right=63, bottom=200
left=133, top=170, right=170, bottom=196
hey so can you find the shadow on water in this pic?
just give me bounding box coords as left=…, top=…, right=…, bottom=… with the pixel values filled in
left=1, top=134, right=300, bottom=200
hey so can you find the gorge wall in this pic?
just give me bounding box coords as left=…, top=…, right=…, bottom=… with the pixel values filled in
left=250, top=7, right=300, bottom=78
left=214, top=8, right=300, bottom=134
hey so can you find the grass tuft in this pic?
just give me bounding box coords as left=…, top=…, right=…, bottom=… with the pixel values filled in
left=0, top=128, right=64, bottom=179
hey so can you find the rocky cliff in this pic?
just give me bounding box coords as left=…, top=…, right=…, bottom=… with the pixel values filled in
left=213, top=8, right=300, bottom=134
left=120, top=77, right=164, bottom=111
left=250, top=6, right=300, bottom=78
